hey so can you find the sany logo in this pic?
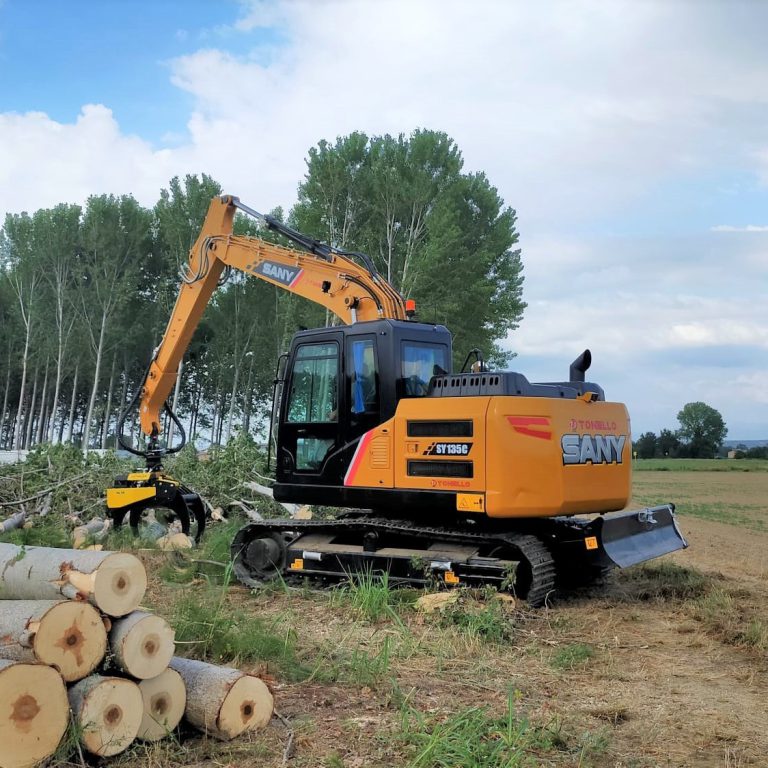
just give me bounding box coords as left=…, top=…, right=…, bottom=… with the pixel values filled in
left=253, top=261, right=303, bottom=287
left=561, top=434, right=627, bottom=465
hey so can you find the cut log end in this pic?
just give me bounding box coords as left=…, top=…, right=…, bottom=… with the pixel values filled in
left=217, top=675, right=274, bottom=740
left=169, top=656, right=274, bottom=740
left=0, top=660, right=69, bottom=768
left=137, top=668, right=186, bottom=741
left=68, top=675, right=142, bottom=757
left=110, top=612, right=175, bottom=680
left=33, top=601, right=107, bottom=682
left=92, top=552, right=147, bottom=617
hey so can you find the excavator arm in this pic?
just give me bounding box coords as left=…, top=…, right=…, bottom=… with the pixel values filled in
left=108, top=194, right=408, bottom=542
left=140, top=195, right=407, bottom=437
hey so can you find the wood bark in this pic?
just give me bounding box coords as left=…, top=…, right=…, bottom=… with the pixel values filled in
left=68, top=674, right=143, bottom=757
left=168, top=656, right=273, bottom=740
left=0, top=511, right=27, bottom=533
left=72, top=517, right=111, bottom=549
left=136, top=668, right=186, bottom=741
left=65, top=363, right=78, bottom=444
left=0, top=659, right=69, bottom=768
left=101, top=353, right=116, bottom=449
left=0, top=543, right=146, bottom=617
left=167, top=358, right=184, bottom=447
left=83, top=312, right=107, bottom=454
left=0, top=599, right=106, bottom=681
left=10, top=271, right=37, bottom=451
left=109, top=611, right=175, bottom=680
left=0, top=353, right=10, bottom=449
left=35, top=362, right=49, bottom=445
left=22, top=368, right=37, bottom=450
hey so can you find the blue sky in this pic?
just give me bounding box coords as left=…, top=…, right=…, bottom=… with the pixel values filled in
left=0, top=0, right=766, bottom=439
left=0, top=1, right=255, bottom=142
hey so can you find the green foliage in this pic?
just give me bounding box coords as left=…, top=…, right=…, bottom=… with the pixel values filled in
left=166, top=433, right=268, bottom=510
left=292, top=129, right=525, bottom=366
left=633, top=431, right=657, bottom=459
left=676, top=401, right=728, bottom=458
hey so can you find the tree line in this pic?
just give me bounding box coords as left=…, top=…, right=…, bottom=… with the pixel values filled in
left=0, top=129, right=525, bottom=452
left=633, top=401, right=729, bottom=459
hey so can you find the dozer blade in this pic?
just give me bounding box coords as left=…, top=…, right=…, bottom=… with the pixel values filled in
left=593, top=504, right=688, bottom=568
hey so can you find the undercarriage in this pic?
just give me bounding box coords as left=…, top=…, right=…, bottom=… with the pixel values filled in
left=230, top=504, right=687, bottom=607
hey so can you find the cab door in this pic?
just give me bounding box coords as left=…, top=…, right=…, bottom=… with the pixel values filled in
left=277, top=333, right=345, bottom=486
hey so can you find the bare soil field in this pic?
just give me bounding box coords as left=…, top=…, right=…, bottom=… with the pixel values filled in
left=65, top=469, right=768, bottom=768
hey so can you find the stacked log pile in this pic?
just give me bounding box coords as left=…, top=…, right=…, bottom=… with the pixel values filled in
left=0, top=543, right=274, bottom=767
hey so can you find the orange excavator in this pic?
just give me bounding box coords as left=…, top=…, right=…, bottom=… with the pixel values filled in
left=107, top=195, right=687, bottom=605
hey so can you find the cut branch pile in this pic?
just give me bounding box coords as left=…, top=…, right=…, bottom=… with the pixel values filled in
left=0, top=543, right=275, bottom=765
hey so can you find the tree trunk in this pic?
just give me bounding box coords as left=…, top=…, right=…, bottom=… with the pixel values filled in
left=225, top=361, right=241, bottom=444
left=65, top=363, right=79, bottom=444
left=101, top=353, right=116, bottom=449
left=22, top=367, right=38, bottom=450
left=0, top=599, right=107, bottom=682
left=108, top=611, right=175, bottom=680
left=68, top=675, right=143, bottom=757
left=12, top=303, right=32, bottom=451
left=168, top=656, right=273, bottom=740
left=242, top=354, right=256, bottom=436
left=0, top=543, right=146, bottom=617
left=36, top=361, right=49, bottom=445
left=137, top=668, right=186, bottom=741
left=0, top=659, right=69, bottom=768
left=84, top=312, right=107, bottom=455
left=0, top=357, right=10, bottom=450
left=0, top=510, right=28, bottom=534
left=167, top=358, right=184, bottom=447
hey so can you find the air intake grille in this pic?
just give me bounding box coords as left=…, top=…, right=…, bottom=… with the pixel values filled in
left=407, top=460, right=473, bottom=478
left=407, top=420, right=473, bottom=437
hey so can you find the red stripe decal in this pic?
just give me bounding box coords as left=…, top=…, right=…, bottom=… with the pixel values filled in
left=344, top=430, right=374, bottom=486
left=289, top=269, right=304, bottom=288
left=506, top=416, right=552, bottom=440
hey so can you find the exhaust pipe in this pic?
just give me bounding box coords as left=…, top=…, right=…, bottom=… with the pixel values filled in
left=569, top=349, right=592, bottom=382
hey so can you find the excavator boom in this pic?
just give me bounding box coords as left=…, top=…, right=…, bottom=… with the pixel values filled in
left=140, top=195, right=407, bottom=437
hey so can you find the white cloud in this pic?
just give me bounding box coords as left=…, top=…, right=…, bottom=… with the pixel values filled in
left=711, top=225, right=768, bottom=232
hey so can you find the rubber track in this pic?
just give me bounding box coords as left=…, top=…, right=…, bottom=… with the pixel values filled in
left=231, top=517, right=557, bottom=606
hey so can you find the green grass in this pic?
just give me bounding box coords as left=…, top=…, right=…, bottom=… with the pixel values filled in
left=634, top=458, right=768, bottom=472
left=396, top=689, right=606, bottom=767
left=331, top=570, right=401, bottom=622
left=438, top=592, right=516, bottom=645
left=550, top=643, right=594, bottom=671
left=171, top=581, right=303, bottom=678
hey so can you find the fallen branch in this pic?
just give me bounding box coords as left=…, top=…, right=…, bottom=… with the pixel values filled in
left=242, top=481, right=300, bottom=517
left=0, top=471, right=92, bottom=508
left=274, top=709, right=296, bottom=766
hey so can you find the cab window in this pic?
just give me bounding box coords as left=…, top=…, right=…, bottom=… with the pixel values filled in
left=401, top=343, right=448, bottom=397
left=350, top=339, right=378, bottom=414
left=287, top=342, right=339, bottom=422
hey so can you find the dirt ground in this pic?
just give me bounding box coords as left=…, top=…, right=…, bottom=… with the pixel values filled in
left=133, top=515, right=764, bottom=768
left=109, top=474, right=768, bottom=768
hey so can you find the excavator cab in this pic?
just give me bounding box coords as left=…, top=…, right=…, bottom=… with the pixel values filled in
left=274, top=319, right=452, bottom=503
